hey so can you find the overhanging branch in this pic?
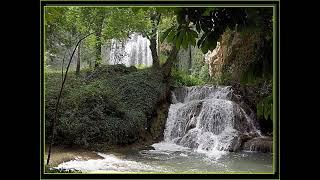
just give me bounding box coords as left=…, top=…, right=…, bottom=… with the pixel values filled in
left=46, top=32, right=93, bottom=165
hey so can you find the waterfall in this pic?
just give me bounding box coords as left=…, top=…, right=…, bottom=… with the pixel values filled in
left=164, top=85, right=261, bottom=155
left=108, top=33, right=153, bottom=67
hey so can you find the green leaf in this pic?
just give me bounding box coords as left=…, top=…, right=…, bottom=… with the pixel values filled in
left=189, top=29, right=198, bottom=39
left=175, top=30, right=185, bottom=50
left=190, top=36, right=196, bottom=46
left=191, top=39, right=196, bottom=46
left=181, top=30, right=189, bottom=49
left=160, top=26, right=174, bottom=43
left=176, top=12, right=186, bottom=24
left=166, top=29, right=176, bottom=43
left=200, top=39, right=210, bottom=54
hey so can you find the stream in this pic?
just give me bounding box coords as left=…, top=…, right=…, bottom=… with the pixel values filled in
left=54, top=85, right=273, bottom=173
left=55, top=142, right=272, bottom=173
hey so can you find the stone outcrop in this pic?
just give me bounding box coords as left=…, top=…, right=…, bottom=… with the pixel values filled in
left=204, top=28, right=265, bottom=83
left=204, top=28, right=242, bottom=80
left=204, top=42, right=223, bottom=78
left=243, top=137, right=273, bottom=153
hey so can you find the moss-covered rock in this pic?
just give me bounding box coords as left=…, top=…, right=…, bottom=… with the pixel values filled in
left=45, top=65, right=170, bottom=150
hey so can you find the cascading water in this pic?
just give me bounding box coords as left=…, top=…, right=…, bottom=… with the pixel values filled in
left=53, top=85, right=272, bottom=173
left=108, top=33, right=152, bottom=67
left=162, top=85, right=261, bottom=157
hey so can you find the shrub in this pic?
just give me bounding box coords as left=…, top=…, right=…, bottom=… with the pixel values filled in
left=171, top=68, right=205, bottom=87
left=45, top=65, right=166, bottom=149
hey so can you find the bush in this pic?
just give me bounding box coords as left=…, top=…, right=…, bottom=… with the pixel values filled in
left=45, top=65, right=166, bottom=149
left=171, top=68, right=205, bottom=87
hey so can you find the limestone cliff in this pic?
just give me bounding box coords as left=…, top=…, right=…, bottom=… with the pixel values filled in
left=204, top=27, right=272, bottom=84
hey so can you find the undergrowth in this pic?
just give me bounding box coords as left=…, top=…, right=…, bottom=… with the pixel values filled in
left=45, top=64, right=166, bottom=149
left=170, top=68, right=205, bottom=87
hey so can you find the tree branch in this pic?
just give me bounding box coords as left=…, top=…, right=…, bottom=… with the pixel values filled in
left=162, top=45, right=178, bottom=78
left=46, top=32, right=93, bottom=165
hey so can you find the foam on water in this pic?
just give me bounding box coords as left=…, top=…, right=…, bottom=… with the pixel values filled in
left=151, top=141, right=190, bottom=152
left=55, top=153, right=163, bottom=173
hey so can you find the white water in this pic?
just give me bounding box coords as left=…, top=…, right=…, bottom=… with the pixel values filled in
left=55, top=153, right=165, bottom=173
left=54, top=85, right=271, bottom=173
left=108, top=33, right=152, bottom=67
left=164, top=85, right=261, bottom=158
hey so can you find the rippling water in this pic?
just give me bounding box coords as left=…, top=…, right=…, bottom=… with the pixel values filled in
left=55, top=142, right=272, bottom=173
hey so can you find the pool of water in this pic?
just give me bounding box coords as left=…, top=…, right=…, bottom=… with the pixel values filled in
left=55, top=141, right=273, bottom=173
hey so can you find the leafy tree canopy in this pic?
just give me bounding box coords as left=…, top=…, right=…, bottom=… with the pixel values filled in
left=161, top=7, right=272, bottom=53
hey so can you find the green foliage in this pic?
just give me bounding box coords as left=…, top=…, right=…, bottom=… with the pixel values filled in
left=173, top=8, right=247, bottom=53
left=135, top=64, right=148, bottom=69
left=240, top=61, right=263, bottom=85
left=103, top=7, right=151, bottom=40
left=189, top=48, right=211, bottom=82
left=161, top=25, right=198, bottom=51
left=159, top=53, right=168, bottom=65
left=160, top=26, right=175, bottom=43
left=45, top=65, right=166, bottom=148
left=257, top=95, right=273, bottom=121
left=163, top=7, right=273, bottom=54
left=219, top=69, right=233, bottom=85
left=171, top=68, right=205, bottom=87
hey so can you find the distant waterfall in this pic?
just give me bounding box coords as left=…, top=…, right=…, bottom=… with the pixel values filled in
left=108, top=33, right=153, bottom=67
left=165, top=86, right=261, bottom=154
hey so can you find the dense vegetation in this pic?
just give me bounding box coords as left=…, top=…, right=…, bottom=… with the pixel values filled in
left=44, top=6, right=274, bottom=163
left=46, top=65, right=169, bottom=149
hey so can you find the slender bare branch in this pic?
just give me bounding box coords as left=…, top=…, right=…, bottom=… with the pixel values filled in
left=46, top=32, right=93, bottom=165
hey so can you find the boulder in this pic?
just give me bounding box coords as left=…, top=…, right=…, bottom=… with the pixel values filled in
left=242, top=137, right=273, bottom=153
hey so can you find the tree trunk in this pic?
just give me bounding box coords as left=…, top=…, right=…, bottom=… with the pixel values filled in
left=162, top=46, right=178, bottom=78
left=61, top=50, right=68, bottom=82
left=76, top=43, right=81, bottom=75
left=150, top=38, right=160, bottom=68
left=150, top=11, right=161, bottom=69
left=94, top=19, right=103, bottom=68
left=95, top=31, right=102, bottom=68
left=188, top=45, right=192, bottom=74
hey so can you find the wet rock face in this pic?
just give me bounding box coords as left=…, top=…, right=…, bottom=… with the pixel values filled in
left=243, top=137, right=273, bottom=153
left=231, top=82, right=273, bottom=135
left=172, top=87, right=188, bottom=103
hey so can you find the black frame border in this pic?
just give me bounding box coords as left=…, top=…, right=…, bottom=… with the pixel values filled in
left=40, top=1, right=280, bottom=179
